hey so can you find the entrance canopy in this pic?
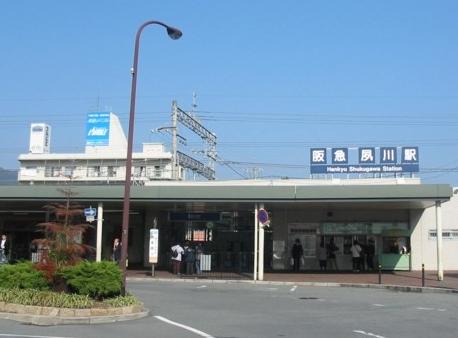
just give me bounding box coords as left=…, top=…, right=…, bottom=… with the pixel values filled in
left=0, top=180, right=452, bottom=208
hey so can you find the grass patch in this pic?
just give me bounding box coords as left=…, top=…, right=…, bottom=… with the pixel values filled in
left=0, top=288, right=140, bottom=309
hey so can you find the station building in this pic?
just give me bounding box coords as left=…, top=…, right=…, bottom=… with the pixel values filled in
left=0, top=179, right=455, bottom=279
left=1, top=113, right=456, bottom=279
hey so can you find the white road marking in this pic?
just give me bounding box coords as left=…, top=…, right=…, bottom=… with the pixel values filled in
left=197, top=285, right=207, bottom=288
left=155, top=315, right=215, bottom=338
left=0, top=335, right=75, bottom=338
left=265, top=287, right=278, bottom=291
left=353, top=330, right=386, bottom=338
left=290, top=285, right=297, bottom=292
left=372, top=304, right=385, bottom=307
left=416, top=307, right=447, bottom=312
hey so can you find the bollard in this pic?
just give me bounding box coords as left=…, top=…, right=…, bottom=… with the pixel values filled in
left=422, top=263, right=425, bottom=287
left=378, top=265, right=382, bottom=284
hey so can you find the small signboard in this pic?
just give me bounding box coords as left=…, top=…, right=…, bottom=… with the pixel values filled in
left=84, top=207, right=97, bottom=223
left=149, top=229, right=159, bottom=264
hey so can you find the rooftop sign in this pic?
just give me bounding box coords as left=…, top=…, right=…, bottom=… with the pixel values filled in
left=86, top=112, right=110, bottom=146
left=310, top=147, right=419, bottom=174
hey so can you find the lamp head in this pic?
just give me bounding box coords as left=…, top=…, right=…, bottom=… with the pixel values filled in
left=166, top=26, right=183, bottom=40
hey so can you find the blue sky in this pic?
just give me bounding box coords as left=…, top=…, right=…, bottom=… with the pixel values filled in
left=1, top=0, right=458, bottom=184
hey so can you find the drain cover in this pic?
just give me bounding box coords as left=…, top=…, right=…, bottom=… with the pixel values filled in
left=299, top=297, right=319, bottom=300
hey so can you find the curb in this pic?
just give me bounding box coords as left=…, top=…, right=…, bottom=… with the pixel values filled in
left=0, top=303, right=150, bottom=326
left=127, top=277, right=458, bottom=294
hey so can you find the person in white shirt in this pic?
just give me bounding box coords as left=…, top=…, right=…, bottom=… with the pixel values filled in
left=0, top=234, right=8, bottom=264
left=350, top=240, right=362, bottom=272
left=317, top=240, right=327, bottom=271
left=170, top=242, right=184, bottom=275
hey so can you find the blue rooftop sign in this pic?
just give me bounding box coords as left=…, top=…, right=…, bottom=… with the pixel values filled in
left=86, top=112, right=110, bottom=146
left=310, top=146, right=419, bottom=174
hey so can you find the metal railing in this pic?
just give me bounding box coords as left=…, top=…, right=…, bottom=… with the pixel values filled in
left=176, top=251, right=253, bottom=279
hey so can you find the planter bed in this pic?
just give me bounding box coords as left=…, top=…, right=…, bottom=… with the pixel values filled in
left=0, top=301, right=149, bottom=325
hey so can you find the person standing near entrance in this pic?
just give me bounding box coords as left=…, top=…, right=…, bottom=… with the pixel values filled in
left=112, top=238, right=122, bottom=264
left=317, top=240, right=327, bottom=271
left=183, top=242, right=195, bottom=275
left=366, top=238, right=375, bottom=271
left=195, top=243, right=203, bottom=275
left=327, top=237, right=339, bottom=270
left=171, top=242, right=184, bottom=275
left=0, top=234, right=9, bottom=264
left=291, top=238, right=303, bottom=272
left=351, top=240, right=362, bottom=272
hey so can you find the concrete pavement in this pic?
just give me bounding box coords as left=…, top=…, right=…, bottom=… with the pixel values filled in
left=127, top=269, right=458, bottom=291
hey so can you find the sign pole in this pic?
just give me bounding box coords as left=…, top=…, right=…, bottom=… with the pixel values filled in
left=258, top=203, right=265, bottom=281
left=254, top=203, right=258, bottom=281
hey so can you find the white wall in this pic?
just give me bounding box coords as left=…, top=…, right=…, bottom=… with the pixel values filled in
left=411, top=191, right=458, bottom=270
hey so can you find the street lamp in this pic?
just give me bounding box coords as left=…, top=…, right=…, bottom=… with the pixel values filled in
left=120, top=20, right=182, bottom=294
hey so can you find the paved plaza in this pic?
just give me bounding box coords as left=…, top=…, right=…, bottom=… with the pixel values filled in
left=128, top=269, right=458, bottom=291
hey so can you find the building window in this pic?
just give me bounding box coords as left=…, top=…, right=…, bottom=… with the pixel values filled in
left=107, top=166, right=117, bottom=177
left=99, top=166, right=108, bottom=177
left=51, top=166, right=62, bottom=177
left=63, top=166, right=75, bottom=177
left=154, top=165, right=161, bottom=178
left=382, top=237, right=410, bottom=254
left=23, top=166, right=37, bottom=177
left=87, top=166, right=101, bottom=177
left=428, top=229, right=458, bottom=240
left=133, top=166, right=146, bottom=177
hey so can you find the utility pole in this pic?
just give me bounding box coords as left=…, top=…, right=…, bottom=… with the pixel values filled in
left=171, top=100, right=178, bottom=180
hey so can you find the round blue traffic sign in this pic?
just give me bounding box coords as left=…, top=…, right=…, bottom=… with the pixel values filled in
left=258, top=208, right=269, bottom=224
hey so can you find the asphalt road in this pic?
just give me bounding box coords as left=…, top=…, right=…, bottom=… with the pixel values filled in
left=0, top=281, right=457, bottom=338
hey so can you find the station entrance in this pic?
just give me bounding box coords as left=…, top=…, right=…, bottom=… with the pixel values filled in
left=156, top=208, right=256, bottom=278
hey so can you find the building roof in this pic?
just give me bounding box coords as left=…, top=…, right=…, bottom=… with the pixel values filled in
left=0, top=180, right=452, bottom=204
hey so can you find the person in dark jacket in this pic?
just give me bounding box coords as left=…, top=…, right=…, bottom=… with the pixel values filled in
left=291, top=238, right=304, bottom=272
left=183, top=242, right=195, bottom=275
left=366, top=238, right=376, bottom=271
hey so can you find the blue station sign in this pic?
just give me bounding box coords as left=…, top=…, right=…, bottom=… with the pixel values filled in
left=310, top=147, right=419, bottom=174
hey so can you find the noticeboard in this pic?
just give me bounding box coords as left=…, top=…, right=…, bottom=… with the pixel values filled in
left=149, top=229, right=159, bottom=264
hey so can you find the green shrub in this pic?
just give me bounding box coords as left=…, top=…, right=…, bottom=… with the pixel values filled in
left=60, top=260, right=122, bottom=299
left=0, top=288, right=94, bottom=308
left=0, top=261, right=49, bottom=290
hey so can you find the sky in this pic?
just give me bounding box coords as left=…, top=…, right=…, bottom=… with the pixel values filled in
left=1, top=0, right=458, bottom=184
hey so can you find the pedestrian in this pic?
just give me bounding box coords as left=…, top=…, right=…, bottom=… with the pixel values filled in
left=327, top=237, right=339, bottom=270
left=183, top=242, right=195, bottom=275
left=195, top=243, right=203, bottom=275
left=351, top=240, right=362, bottom=272
left=359, top=243, right=366, bottom=272
left=170, top=241, right=184, bottom=275
left=291, top=238, right=303, bottom=272
left=0, top=234, right=9, bottom=264
left=317, top=239, right=327, bottom=271
left=366, top=238, right=375, bottom=271
left=112, top=238, right=121, bottom=264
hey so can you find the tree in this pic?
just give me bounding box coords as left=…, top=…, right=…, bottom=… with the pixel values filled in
left=34, top=188, right=93, bottom=278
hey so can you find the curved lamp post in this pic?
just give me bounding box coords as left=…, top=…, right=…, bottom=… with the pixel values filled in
left=121, top=20, right=182, bottom=294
